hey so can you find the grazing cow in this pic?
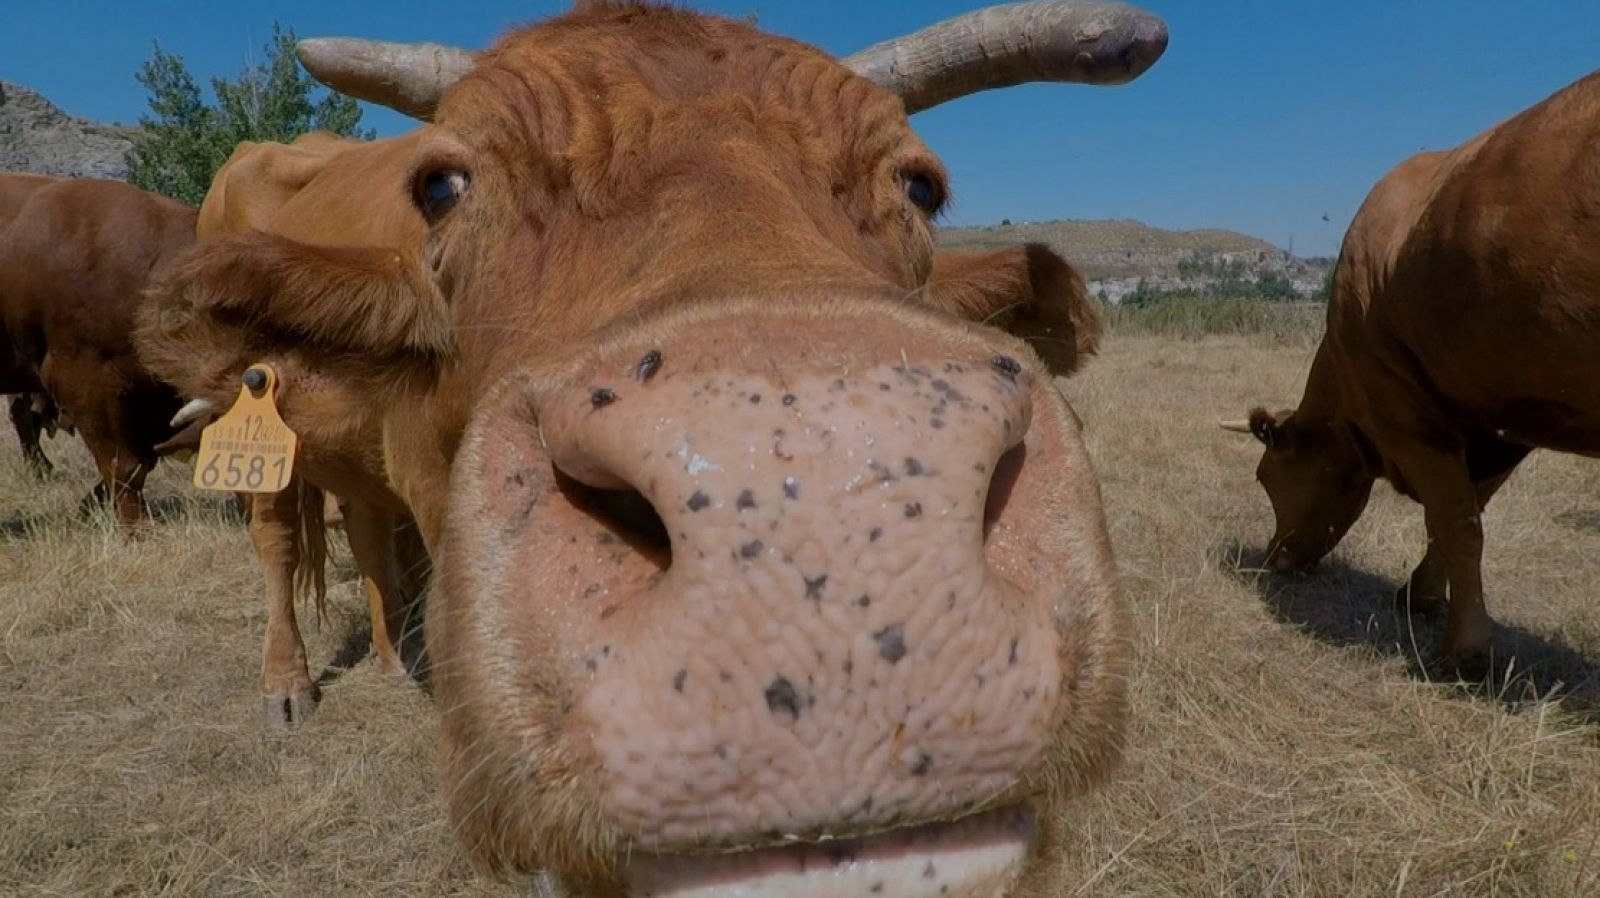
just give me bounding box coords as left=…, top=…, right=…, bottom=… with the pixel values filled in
left=1, top=174, right=62, bottom=478
left=0, top=175, right=191, bottom=522
left=166, top=132, right=433, bottom=725
left=1226, top=69, right=1600, bottom=675
left=137, top=2, right=1164, bottom=893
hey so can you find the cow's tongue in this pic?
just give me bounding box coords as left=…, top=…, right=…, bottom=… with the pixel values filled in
left=623, top=807, right=1034, bottom=898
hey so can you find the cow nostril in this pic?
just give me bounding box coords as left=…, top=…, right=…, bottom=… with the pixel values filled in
left=555, top=470, right=672, bottom=571
left=982, top=443, right=1027, bottom=541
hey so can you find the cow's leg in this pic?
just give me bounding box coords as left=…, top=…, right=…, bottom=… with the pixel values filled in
left=1396, top=443, right=1529, bottom=620
left=1403, top=457, right=1496, bottom=676
left=392, top=514, right=431, bottom=675
left=45, top=359, right=152, bottom=526
left=342, top=503, right=410, bottom=675
left=253, top=482, right=318, bottom=726
left=361, top=573, right=403, bottom=675
left=1396, top=477, right=1508, bottom=615
left=72, top=404, right=150, bottom=526
left=9, top=394, right=52, bottom=478
left=1422, top=507, right=1493, bottom=677
left=75, top=425, right=147, bottom=525
left=1396, top=548, right=1447, bottom=615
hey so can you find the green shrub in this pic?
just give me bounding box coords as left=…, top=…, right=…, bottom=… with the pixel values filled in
left=1102, top=298, right=1325, bottom=344
left=127, top=24, right=371, bottom=206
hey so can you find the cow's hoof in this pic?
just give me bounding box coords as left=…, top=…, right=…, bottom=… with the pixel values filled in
left=401, top=646, right=430, bottom=684
left=76, top=485, right=109, bottom=516
left=373, top=648, right=407, bottom=678
left=263, top=688, right=318, bottom=728
left=1394, top=582, right=1445, bottom=616
left=1433, top=645, right=1491, bottom=682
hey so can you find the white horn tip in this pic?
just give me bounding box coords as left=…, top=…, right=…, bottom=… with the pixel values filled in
left=171, top=398, right=218, bottom=429
left=1218, top=419, right=1253, bottom=434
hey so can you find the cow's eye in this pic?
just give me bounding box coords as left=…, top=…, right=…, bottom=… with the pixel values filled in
left=904, top=172, right=944, bottom=216
left=415, top=169, right=469, bottom=221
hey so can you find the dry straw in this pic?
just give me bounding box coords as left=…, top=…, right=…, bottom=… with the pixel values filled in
left=2, top=314, right=1596, bottom=896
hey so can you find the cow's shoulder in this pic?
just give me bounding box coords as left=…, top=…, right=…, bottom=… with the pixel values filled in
left=1332, top=150, right=1446, bottom=318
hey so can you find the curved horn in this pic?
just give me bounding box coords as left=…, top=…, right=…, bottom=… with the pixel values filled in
left=295, top=38, right=475, bottom=120
left=299, top=1, right=1166, bottom=121
left=170, top=397, right=218, bottom=429
left=1218, top=419, right=1253, bottom=434
left=843, top=1, right=1168, bottom=114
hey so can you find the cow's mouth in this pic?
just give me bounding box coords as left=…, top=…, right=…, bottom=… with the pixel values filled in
left=1265, top=535, right=1322, bottom=575
left=623, top=806, right=1035, bottom=897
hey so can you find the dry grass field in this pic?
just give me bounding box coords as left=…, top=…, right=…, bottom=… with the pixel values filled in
left=3, top=317, right=1598, bottom=897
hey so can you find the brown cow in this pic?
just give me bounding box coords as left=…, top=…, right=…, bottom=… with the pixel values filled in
left=0, top=174, right=62, bottom=478
left=138, top=2, right=1164, bottom=893
left=1227, top=69, right=1600, bottom=676
left=0, top=175, right=192, bottom=522
left=168, top=132, right=433, bottom=726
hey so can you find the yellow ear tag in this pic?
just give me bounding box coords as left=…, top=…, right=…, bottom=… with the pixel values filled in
left=191, top=364, right=298, bottom=493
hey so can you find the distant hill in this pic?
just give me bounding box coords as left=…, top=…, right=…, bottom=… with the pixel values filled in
left=0, top=81, right=137, bottom=180
left=939, top=219, right=1280, bottom=279
left=939, top=219, right=1332, bottom=303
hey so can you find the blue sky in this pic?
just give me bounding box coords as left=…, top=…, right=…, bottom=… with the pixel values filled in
left=6, top=1, right=1600, bottom=256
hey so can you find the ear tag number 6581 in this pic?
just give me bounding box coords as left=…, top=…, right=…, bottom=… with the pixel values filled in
left=191, top=364, right=299, bottom=494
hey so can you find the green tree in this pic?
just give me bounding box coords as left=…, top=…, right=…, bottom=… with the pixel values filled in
left=127, top=24, right=372, bottom=206
left=1124, top=277, right=1162, bottom=308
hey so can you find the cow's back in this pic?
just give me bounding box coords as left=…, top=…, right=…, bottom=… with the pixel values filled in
left=1352, top=72, right=1600, bottom=453
left=0, top=173, right=57, bottom=226
left=0, top=174, right=62, bottom=392
left=200, top=132, right=359, bottom=240
left=0, top=178, right=196, bottom=369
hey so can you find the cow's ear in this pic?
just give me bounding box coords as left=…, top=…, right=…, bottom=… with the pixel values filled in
left=1247, top=407, right=1296, bottom=449
left=925, top=243, right=1101, bottom=375
left=137, top=231, right=452, bottom=427
left=144, top=231, right=451, bottom=362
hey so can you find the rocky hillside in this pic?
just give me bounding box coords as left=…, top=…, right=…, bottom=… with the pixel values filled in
left=0, top=81, right=137, bottom=180
left=939, top=218, right=1332, bottom=303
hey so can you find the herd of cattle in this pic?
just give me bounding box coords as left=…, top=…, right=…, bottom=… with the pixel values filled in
left=3, top=1, right=1598, bottom=895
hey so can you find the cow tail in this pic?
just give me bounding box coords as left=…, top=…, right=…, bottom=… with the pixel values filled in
left=294, top=480, right=330, bottom=627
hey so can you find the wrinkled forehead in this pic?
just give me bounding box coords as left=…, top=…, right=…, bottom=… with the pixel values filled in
left=430, top=7, right=919, bottom=163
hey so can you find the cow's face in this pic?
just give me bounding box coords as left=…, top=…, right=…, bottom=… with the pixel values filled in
left=140, top=6, right=1133, bottom=895
left=400, top=11, right=1099, bottom=384
left=1247, top=407, right=1374, bottom=571
left=417, top=39, right=937, bottom=330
